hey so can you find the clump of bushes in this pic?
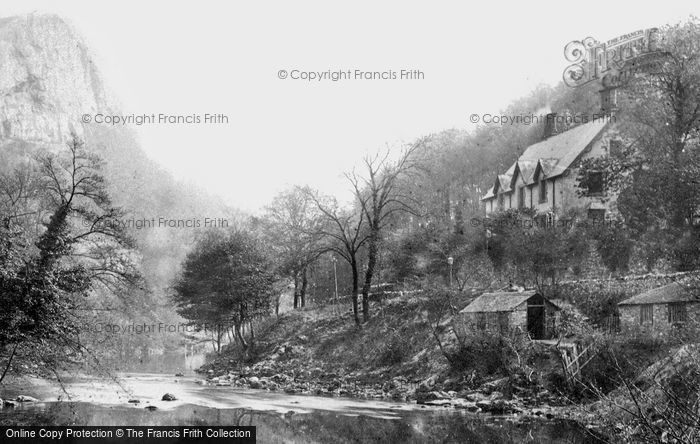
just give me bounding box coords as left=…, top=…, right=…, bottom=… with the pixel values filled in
left=376, top=331, right=413, bottom=366
left=448, top=330, right=536, bottom=378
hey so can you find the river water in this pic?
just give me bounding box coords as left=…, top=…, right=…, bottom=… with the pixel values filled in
left=0, top=373, right=602, bottom=443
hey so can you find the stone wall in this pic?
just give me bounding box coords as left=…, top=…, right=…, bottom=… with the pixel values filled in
left=620, top=302, right=700, bottom=334
left=543, top=271, right=700, bottom=301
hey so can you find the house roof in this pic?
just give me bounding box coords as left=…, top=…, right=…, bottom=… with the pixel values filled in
left=460, top=290, right=550, bottom=313
left=513, top=160, right=537, bottom=186
left=497, top=174, right=512, bottom=193
left=618, top=282, right=700, bottom=306
left=482, top=119, right=610, bottom=200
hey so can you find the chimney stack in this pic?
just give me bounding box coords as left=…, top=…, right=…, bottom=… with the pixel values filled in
left=543, top=113, right=558, bottom=139
left=600, top=87, right=618, bottom=115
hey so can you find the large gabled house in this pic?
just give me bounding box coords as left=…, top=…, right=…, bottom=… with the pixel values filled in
left=481, top=114, right=620, bottom=221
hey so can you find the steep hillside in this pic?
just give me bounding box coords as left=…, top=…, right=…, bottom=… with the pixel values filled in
left=0, top=13, right=235, bottom=361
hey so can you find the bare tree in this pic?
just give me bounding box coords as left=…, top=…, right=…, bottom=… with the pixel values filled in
left=261, top=187, right=326, bottom=309
left=346, top=139, right=427, bottom=322
left=302, top=189, right=369, bottom=326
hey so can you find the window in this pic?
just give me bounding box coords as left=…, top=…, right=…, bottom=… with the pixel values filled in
left=609, top=139, right=623, bottom=157
left=487, top=313, right=499, bottom=331
left=518, top=187, right=525, bottom=209
left=587, top=172, right=605, bottom=195
left=640, top=305, right=654, bottom=325
left=539, top=179, right=547, bottom=203
left=668, top=303, right=688, bottom=323
left=476, top=313, right=486, bottom=330
left=498, top=313, right=509, bottom=333
left=498, top=194, right=504, bottom=209
left=587, top=209, right=605, bottom=222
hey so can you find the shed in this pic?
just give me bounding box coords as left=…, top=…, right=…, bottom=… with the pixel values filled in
left=453, top=290, right=559, bottom=340
left=618, top=282, right=700, bottom=331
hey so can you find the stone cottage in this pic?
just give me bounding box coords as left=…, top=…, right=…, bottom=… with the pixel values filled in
left=618, top=282, right=700, bottom=332
left=480, top=113, right=619, bottom=222
left=453, top=290, right=559, bottom=340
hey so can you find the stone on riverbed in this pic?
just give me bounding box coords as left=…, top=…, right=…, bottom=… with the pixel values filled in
left=3, top=400, right=17, bottom=408
left=451, top=398, right=479, bottom=412
left=476, top=399, right=519, bottom=414
left=422, top=399, right=453, bottom=407
left=416, top=391, right=451, bottom=404
left=161, top=393, right=177, bottom=401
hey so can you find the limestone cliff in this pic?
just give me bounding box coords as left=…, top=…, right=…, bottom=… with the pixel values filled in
left=0, top=13, right=115, bottom=147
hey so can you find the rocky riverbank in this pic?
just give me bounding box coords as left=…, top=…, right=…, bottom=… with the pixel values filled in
left=197, top=341, right=574, bottom=419
left=195, top=298, right=604, bottom=427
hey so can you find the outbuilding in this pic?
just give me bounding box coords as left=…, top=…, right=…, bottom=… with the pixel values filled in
left=453, top=290, right=559, bottom=340
left=618, top=282, right=700, bottom=332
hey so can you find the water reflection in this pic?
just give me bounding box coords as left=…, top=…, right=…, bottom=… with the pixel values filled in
left=1, top=402, right=601, bottom=444
left=116, top=348, right=207, bottom=374
left=0, top=373, right=603, bottom=443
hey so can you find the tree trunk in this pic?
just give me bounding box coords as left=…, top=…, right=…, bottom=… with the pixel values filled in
left=351, top=258, right=360, bottom=326
left=0, top=343, right=18, bottom=384
left=234, top=323, right=248, bottom=350
left=215, top=325, right=222, bottom=354
left=361, top=232, right=378, bottom=323
left=300, top=267, right=308, bottom=308
left=293, top=272, right=299, bottom=309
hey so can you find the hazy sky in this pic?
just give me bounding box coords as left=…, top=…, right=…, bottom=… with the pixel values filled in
left=3, top=1, right=699, bottom=212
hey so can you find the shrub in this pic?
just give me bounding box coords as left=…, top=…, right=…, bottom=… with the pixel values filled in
left=449, top=329, right=534, bottom=377
left=375, top=331, right=412, bottom=366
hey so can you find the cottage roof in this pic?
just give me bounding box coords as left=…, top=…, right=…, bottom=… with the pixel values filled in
left=618, top=282, right=700, bottom=306
left=513, top=160, right=537, bottom=186
left=482, top=119, right=610, bottom=200
left=460, top=290, right=553, bottom=313
left=497, top=174, right=512, bottom=193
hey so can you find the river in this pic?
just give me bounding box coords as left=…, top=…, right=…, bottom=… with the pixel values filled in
left=0, top=372, right=603, bottom=443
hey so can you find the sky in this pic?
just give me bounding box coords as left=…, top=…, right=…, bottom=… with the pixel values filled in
left=2, top=1, right=699, bottom=213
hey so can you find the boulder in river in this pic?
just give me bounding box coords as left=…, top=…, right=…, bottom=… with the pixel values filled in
left=16, top=395, right=39, bottom=403
left=416, top=391, right=451, bottom=404
left=161, top=393, right=177, bottom=401
left=476, top=399, right=519, bottom=414
left=248, top=376, right=261, bottom=389
left=174, top=373, right=184, bottom=377
left=3, top=400, right=18, bottom=408
left=145, top=405, right=158, bottom=411
left=451, top=398, right=479, bottom=412
left=127, top=399, right=140, bottom=404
